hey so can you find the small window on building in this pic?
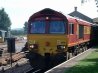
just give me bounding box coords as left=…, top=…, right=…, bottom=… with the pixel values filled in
left=69, top=23, right=74, bottom=34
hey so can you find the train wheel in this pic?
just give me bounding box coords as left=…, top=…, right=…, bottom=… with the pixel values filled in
left=83, top=46, right=86, bottom=51
left=67, top=52, right=72, bottom=60
left=66, top=52, right=69, bottom=60
left=85, top=45, right=88, bottom=50
left=80, top=47, right=84, bottom=52
left=78, top=45, right=83, bottom=53
left=74, top=48, right=78, bottom=56
left=69, top=53, right=73, bottom=59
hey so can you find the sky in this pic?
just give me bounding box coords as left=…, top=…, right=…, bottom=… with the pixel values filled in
left=0, top=0, right=98, bottom=29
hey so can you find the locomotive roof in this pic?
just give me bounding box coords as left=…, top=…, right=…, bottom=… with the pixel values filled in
left=66, top=15, right=92, bottom=26
left=28, top=8, right=67, bottom=22
left=28, top=8, right=94, bottom=26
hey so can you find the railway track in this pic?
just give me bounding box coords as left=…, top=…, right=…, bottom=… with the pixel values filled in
left=0, top=49, right=90, bottom=73
left=25, top=68, right=42, bottom=73
left=0, top=61, right=44, bottom=73
left=0, top=41, right=91, bottom=73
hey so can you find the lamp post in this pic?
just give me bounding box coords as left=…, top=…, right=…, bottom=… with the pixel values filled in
left=7, top=27, right=13, bottom=68
left=0, top=30, right=6, bottom=42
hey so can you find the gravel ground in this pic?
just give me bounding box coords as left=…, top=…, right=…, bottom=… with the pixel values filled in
left=45, top=48, right=96, bottom=73
left=0, top=58, right=31, bottom=73
left=0, top=39, right=27, bottom=53
left=0, top=63, right=32, bottom=73
left=15, top=40, right=26, bottom=52
left=0, top=40, right=29, bottom=73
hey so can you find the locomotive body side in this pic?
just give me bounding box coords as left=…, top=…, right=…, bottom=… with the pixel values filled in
left=77, top=19, right=91, bottom=45
left=66, top=16, right=91, bottom=57
left=67, top=16, right=91, bottom=48
left=67, top=17, right=78, bottom=47
left=83, top=23, right=91, bottom=42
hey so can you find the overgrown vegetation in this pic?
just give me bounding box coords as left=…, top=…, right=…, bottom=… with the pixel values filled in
left=65, top=49, right=98, bottom=73
left=0, top=8, right=11, bottom=31
left=11, top=29, right=25, bottom=36
left=23, top=21, right=28, bottom=34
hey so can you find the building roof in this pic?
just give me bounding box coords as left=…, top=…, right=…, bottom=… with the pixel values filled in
left=69, top=7, right=93, bottom=23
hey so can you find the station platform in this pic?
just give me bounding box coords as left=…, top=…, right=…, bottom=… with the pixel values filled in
left=45, top=48, right=95, bottom=73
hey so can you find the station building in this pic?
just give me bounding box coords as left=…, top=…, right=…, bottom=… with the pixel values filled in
left=0, top=30, right=7, bottom=42
left=69, top=7, right=93, bottom=23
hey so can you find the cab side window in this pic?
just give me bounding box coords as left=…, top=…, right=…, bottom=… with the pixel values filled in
left=79, top=25, right=84, bottom=38
left=69, top=23, right=74, bottom=34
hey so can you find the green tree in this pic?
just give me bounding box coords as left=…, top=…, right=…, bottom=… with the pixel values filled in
left=95, top=0, right=98, bottom=8
left=11, top=29, right=24, bottom=36
left=0, top=8, right=11, bottom=31
left=23, top=21, right=28, bottom=34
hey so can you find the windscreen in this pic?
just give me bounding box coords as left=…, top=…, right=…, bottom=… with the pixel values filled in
left=30, top=20, right=65, bottom=34
left=79, top=25, right=84, bottom=38
left=30, top=21, right=45, bottom=33
left=49, top=21, right=65, bottom=34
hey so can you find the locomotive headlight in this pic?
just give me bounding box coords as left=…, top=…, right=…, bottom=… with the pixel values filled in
left=57, top=45, right=65, bottom=50
left=30, top=45, right=34, bottom=48
left=46, top=17, right=49, bottom=20
left=61, top=46, right=65, bottom=49
left=29, top=44, right=38, bottom=49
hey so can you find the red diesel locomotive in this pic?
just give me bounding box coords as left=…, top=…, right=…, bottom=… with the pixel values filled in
left=27, top=8, right=91, bottom=69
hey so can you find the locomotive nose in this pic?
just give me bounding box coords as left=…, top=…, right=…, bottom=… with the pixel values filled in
left=28, top=34, right=68, bottom=56
left=45, top=42, right=50, bottom=46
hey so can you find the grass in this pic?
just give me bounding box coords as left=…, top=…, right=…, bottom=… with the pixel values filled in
left=65, top=49, right=98, bottom=73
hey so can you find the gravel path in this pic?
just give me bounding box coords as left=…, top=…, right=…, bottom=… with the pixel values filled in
left=45, top=48, right=96, bottom=73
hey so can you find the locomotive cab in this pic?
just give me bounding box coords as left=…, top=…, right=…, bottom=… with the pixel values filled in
left=27, top=8, right=68, bottom=58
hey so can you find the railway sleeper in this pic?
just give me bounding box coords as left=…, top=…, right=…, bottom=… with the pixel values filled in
left=25, top=68, right=42, bottom=73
